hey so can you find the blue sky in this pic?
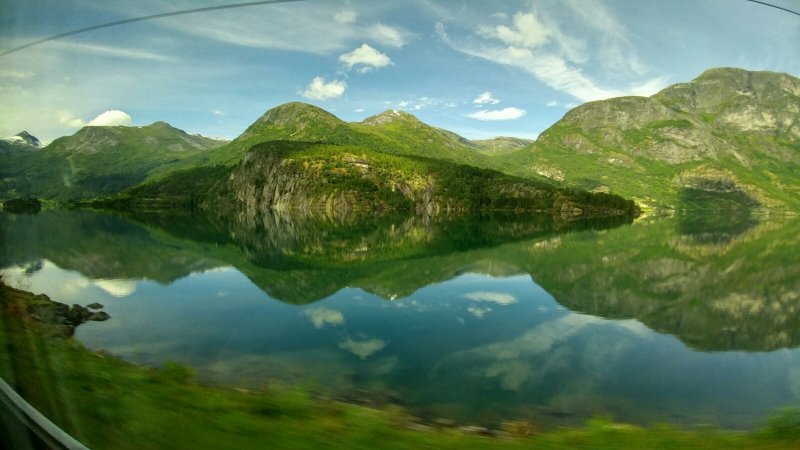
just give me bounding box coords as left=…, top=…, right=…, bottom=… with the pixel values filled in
left=1, top=0, right=798, bottom=142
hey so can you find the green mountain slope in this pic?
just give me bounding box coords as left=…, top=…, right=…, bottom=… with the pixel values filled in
left=498, top=68, right=800, bottom=211
left=350, top=109, right=494, bottom=166
left=169, top=103, right=521, bottom=175
left=0, top=122, right=226, bottom=200
left=125, top=140, right=638, bottom=218
left=472, top=136, right=534, bottom=155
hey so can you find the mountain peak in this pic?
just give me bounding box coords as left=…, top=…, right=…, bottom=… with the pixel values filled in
left=695, top=66, right=750, bottom=80
left=257, top=102, right=343, bottom=127
left=362, top=109, right=421, bottom=126
left=13, top=131, right=41, bottom=147
left=1, top=130, right=42, bottom=154
left=236, top=102, right=347, bottom=143
left=146, top=121, right=175, bottom=129
left=653, top=67, right=800, bottom=115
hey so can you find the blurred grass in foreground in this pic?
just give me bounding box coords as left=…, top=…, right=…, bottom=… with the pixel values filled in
left=1, top=279, right=799, bottom=449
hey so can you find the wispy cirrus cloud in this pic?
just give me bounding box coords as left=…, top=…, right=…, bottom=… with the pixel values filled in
left=561, top=0, right=645, bottom=75
left=129, top=2, right=410, bottom=55
left=435, top=4, right=668, bottom=103
left=0, top=69, right=35, bottom=79
left=334, top=9, right=358, bottom=25
left=48, top=41, right=173, bottom=61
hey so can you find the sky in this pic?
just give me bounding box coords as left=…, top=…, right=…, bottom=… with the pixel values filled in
left=0, top=0, right=798, bottom=142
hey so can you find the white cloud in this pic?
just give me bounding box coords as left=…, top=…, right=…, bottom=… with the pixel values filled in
left=367, top=23, right=408, bottom=47
left=57, top=110, right=88, bottom=128
left=467, top=306, right=492, bottom=318
left=354, top=108, right=365, bottom=112
left=303, top=307, right=344, bottom=329
left=334, top=9, right=358, bottom=24
left=437, top=22, right=616, bottom=102
left=88, top=110, right=132, bottom=127
left=435, top=7, right=668, bottom=103
left=562, top=0, right=644, bottom=74
left=339, top=337, right=387, bottom=359
left=473, top=91, right=500, bottom=105
left=148, top=3, right=409, bottom=54
left=467, top=107, right=526, bottom=121
left=628, top=75, right=671, bottom=96
left=0, top=69, right=35, bottom=79
left=212, top=109, right=225, bottom=116
left=546, top=100, right=559, bottom=107
left=61, top=277, right=91, bottom=296
left=301, top=77, right=347, bottom=100
left=58, top=109, right=132, bottom=129
left=50, top=41, right=171, bottom=61
left=94, top=279, right=136, bottom=297
left=464, top=291, right=518, bottom=304
left=478, top=12, right=550, bottom=48
left=484, top=359, right=534, bottom=391
left=445, top=314, right=603, bottom=391
left=339, top=44, right=392, bottom=72
left=393, top=96, right=439, bottom=111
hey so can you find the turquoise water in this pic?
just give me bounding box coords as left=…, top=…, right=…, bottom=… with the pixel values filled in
left=2, top=209, right=799, bottom=429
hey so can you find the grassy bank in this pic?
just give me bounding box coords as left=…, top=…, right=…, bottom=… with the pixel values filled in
left=1, top=279, right=798, bottom=449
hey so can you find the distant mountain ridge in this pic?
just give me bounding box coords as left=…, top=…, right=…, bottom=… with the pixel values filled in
left=2, top=67, right=796, bottom=215
left=0, top=130, right=42, bottom=155
left=0, top=122, right=226, bottom=200
left=498, top=67, right=800, bottom=211
left=226, top=102, right=518, bottom=170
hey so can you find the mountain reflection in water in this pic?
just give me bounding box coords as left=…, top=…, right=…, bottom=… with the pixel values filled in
left=1, top=208, right=799, bottom=429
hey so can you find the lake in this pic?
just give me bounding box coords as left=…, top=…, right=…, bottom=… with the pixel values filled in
left=1, top=208, right=799, bottom=430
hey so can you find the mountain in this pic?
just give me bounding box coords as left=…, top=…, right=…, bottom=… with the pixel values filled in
left=0, top=122, right=227, bottom=200
left=125, top=140, right=638, bottom=219
left=184, top=103, right=518, bottom=172
left=498, top=68, right=800, bottom=211
left=5, top=206, right=797, bottom=352
left=350, top=109, right=497, bottom=166
left=0, top=130, right=41, bottom=155
left=471, top=136, right=534, bottom=155
left=8, top=66, right=794, bottom=212
left=239, top=101, right=361, bottom=142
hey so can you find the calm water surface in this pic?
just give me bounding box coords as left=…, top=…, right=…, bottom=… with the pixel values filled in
left=2, top=209, right=799, bottom=429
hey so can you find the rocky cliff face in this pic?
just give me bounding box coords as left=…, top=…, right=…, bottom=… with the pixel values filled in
left=208, top=141, right=638, bottom=222
left=222, top=143, right=434, bottom=218
left=500, top=68, right=800, bottom=211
